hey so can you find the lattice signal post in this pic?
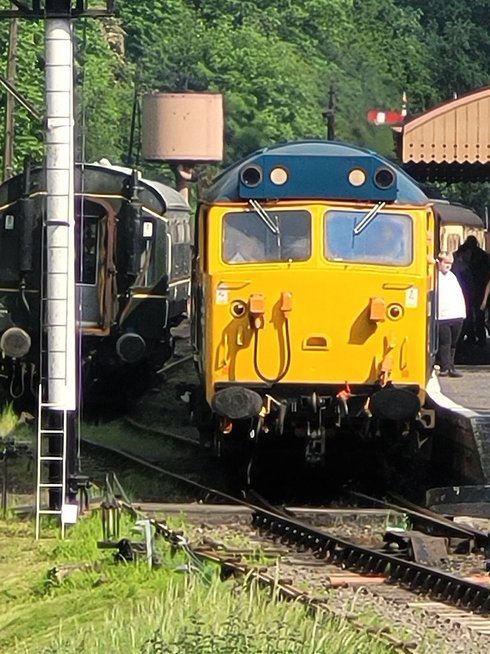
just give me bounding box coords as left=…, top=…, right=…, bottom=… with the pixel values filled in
left=0, top=0, right=116, bottom=537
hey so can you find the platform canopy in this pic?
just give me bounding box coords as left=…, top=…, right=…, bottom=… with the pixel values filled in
left=398, top=87, right=490, bottom=183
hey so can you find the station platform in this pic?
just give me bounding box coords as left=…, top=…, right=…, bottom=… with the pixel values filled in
left=426, top=339, right=490, bottom=491
left=429, top=365, right=490, bottom=413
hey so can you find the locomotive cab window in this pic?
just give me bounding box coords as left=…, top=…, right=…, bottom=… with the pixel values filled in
left=223, top=210, right=311, bottom=263
left=324, top=210, right=413, bottom=265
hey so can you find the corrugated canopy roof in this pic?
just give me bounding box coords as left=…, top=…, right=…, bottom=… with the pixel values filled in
left=399, top=87, right=490, bottom=183
left=402, top=87, right=490, bottom=165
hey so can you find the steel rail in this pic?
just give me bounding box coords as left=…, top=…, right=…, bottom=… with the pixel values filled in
left=123, top=416, right=199, bottom=448
left=252, top=509, right=490, bottom=613
left=351, top=490, right=490, bottom=552
left=82, top=436, right=490, bottom=613
left=156, top=353, right=193, bottom=376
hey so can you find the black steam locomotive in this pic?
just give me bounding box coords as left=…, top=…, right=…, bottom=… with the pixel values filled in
left=0, top=160, right=192, bottom=408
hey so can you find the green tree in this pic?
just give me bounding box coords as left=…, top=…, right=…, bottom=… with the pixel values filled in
left=75, top=19, right=134, bottom=163
left=0, top=5, right=134, bottom=176
left=1, top=0, right=489, bottom=180
left=397, top=0, right=490, bottom=104
left=118, top=1, right=330, bottom=162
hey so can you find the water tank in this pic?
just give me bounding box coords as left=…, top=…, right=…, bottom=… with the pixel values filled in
left=142, top=92, right=223, bottom=162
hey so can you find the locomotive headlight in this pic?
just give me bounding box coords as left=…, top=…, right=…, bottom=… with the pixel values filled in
left=348, top=168, right=366, bottom=187
left=270, top=167, right=288, bottom=185
left=374, top=166, right=395, bottom=189
left=240, top=165, right=262, bottom=188
left=387, top=303, right=404, bottom=320
left=230, top=300, right=247, bottom=318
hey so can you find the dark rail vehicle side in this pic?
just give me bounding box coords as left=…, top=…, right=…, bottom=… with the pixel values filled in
left=0, top=161, right=192, bottom=407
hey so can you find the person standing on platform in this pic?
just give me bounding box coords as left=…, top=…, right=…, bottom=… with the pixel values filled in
left=436, top=252, right=466, bottom=377
left=452, top=235, right=490, bottom=346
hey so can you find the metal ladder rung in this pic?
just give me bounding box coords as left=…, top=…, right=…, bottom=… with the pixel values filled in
left=39, top=483, right=64, bottom=488
left=40, top=430, right=65, bottom=435
left=38, top=509, right=63, bottom=516
left=39, top=456, right=64, bottom=461
left=40, top=402, right=69, bottom=411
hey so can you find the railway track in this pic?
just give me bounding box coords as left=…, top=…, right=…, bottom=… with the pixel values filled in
left=79, top=430, right=490, bottom=652
left=156, top=352, right=194, bottom=376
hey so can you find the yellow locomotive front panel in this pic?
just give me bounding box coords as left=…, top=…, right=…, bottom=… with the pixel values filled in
left=205, top=202, right=433, bottom=396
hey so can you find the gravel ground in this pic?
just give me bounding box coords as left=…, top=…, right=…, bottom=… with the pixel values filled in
left=180, top=511, right=490, bottom=654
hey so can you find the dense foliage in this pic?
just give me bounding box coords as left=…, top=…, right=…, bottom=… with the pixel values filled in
left=0, top=0, right=489, bottom=202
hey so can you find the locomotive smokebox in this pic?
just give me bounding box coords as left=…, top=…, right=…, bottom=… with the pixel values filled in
left=141, top=92, right=224, bottom=162
left=212, top=387, right=263, bottom=420
left=369, top=386, right=420, bottom=421
left=116, top=333, right=146, bottom=363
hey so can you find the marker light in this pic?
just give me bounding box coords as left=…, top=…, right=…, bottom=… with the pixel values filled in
left=387, top=304, right=404, bottom=320
left=348, top=168, right=366, bottom=187
left=270, top=167, right=288, bottom=185
left=374, top=167, right=395, bottom=189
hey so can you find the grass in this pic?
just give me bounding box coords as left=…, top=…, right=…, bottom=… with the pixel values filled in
left=0, top=511, right=398, bottom=654
left=0, top=406, right=419, bottom=652
left=81, top=419, right=184, bottom=462
left=0, top=402, right=21, bottom=438
left=78, top=419, right=203, bottom=502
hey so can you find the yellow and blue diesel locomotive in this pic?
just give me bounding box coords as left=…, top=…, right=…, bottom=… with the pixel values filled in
left=191, top=140, right=438, bottom=471
left=0, top=160, right=192, bottom=407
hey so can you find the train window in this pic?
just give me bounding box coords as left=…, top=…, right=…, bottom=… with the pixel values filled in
left=223, top=210, right=311, bottom=263
left=324, top=210, right=412, bottom=265
left=81, top=218, right=99, bottom=284
left=184, top=220, right=192, bottom=243
left=150, top=216, right=192, bottom=283
left=447, top=234, right=460, bottom=253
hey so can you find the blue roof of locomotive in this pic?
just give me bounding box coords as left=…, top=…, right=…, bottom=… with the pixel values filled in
left=205, top=140, right=430, bottom=205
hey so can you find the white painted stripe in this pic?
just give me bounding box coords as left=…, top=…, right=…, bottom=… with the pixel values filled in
left=426, top=372, right=480, bottom=417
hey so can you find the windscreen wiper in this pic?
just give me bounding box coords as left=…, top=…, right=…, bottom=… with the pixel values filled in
left=248, top=199, right=280, bottom=236
left=352, top=201, right=386, bottom=236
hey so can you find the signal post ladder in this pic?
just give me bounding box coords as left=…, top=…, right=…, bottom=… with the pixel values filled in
left=35, top=390, right=72, bottom=539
